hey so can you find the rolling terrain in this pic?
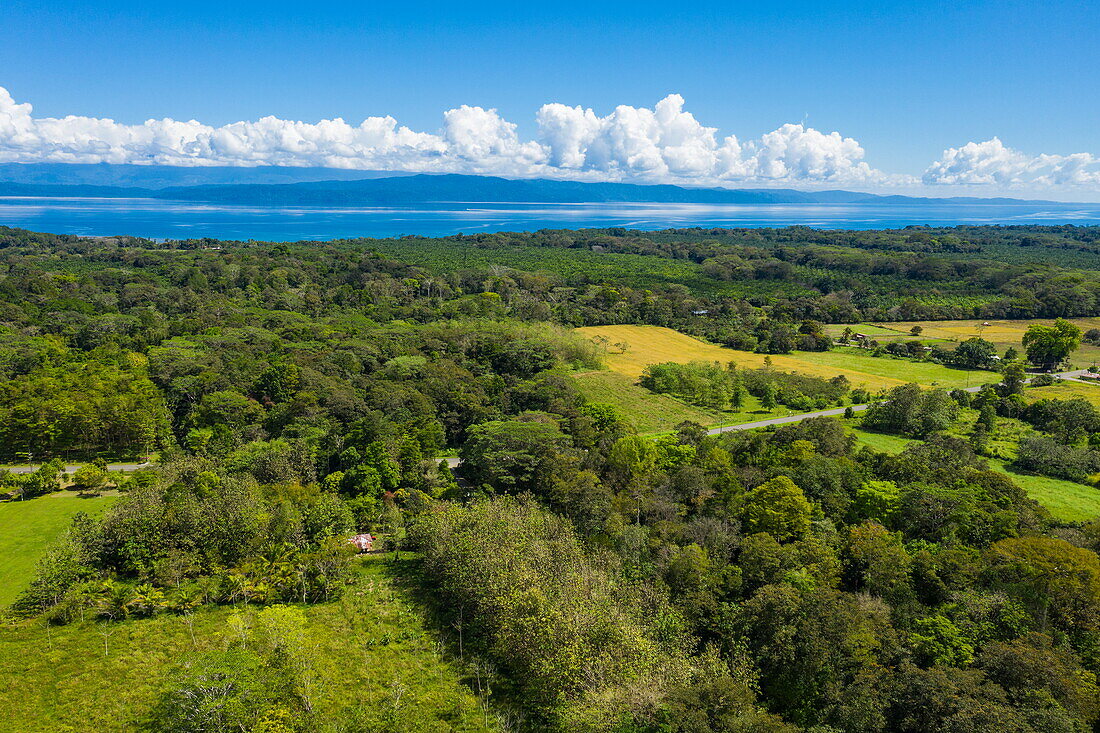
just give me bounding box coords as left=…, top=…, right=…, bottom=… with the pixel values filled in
left=0, top=558, right=495, bottom=732
left=577, top=324, right=986, bottom=389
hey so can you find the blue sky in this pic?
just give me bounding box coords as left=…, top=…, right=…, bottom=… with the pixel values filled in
left=1, top=0, right=1098, bottom=196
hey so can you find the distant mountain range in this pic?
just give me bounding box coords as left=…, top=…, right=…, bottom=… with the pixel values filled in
left=0, top=162, right=408, bottom=188
left=0, top=163, right=1063, bottom=207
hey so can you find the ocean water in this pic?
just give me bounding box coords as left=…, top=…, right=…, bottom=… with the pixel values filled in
left=1, top=196, right=1099, bottom=240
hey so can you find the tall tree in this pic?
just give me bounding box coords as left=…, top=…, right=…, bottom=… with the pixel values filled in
left=1022, top=318, right=1081, bottom=369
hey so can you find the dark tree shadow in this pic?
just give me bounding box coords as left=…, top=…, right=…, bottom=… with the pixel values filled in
left=379, top=555, right=529, bottom=729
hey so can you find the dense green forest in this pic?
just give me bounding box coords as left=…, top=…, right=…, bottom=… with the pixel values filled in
left=3, top=224, right=1100, bottom=732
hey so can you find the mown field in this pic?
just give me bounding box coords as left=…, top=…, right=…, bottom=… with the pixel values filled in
left=0, top=557, right=495, bottom=733
left=832, top=318, right=1100, bottom=366
left=0, top=492, right=118, bottom=607
left=577, top=324, right=988, bottom=390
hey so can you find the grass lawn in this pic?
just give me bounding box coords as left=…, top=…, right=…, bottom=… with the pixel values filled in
left=0, top=557, right=496, bottom=733
left=577, top=324, right=987, bottom=391
left=0, top=492, right=118, bottom=608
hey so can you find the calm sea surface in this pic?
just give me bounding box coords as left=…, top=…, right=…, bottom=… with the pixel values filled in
left=1, top=196, right=1099, bottom=240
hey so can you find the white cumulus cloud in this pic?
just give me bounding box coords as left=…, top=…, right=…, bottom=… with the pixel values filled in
left=924, top=137, right=1100, bottom=188
left=534, top=95, right=887, bottom=184
left=0, top=85, right=902, bottom=185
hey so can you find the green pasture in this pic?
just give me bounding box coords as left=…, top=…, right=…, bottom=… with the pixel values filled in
left=796, top=347, right=994, bottom=390
left=849, top=428, right=916, bottom=454
left=987, top=459, right=1100, bottom=524
left=572, top=369, right=804, bottom=433
left=0, top=492, right=118, bottom=608
left=0, top=558, right=495, bottom=732
left=849, top=427, right=1100, bottom=523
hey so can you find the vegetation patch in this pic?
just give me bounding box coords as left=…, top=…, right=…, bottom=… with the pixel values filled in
left=878, top=318, right=1100, bottom=365
left=0, top=558, right=494, bottom=732
left=571, top=370, right=721, bottom=433
left=4, top=226, right=1100, bottom=730
left=0, top=492, right=117, bottom=607
left=985, top=459, right=1100, bottom=523
left=1026, top=379, right=1100, bottom=407
left=579, top=324, right=985, bottom=390
left=851, top=426, right=1100, bottom=522
left=850, top=428, right=916, bottom=453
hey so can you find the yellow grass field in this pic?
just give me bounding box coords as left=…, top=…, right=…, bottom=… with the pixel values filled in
left=840, top=318, right=1100, bottom=366
left=576, top=324, right=979, bottom=391
left=1024, top=379, right=1100, bottom=406
left=880, top=317, right=1100, bottom=344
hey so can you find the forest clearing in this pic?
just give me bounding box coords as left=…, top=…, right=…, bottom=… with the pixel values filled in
left=577, top=324, right=990, bottom=389
left=0, top=493, right=117, bottom=607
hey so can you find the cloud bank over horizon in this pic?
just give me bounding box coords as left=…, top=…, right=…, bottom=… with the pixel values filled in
left=1, top=86, right=1097, bottom=194
left=923, top=137, right=1100, bottom=188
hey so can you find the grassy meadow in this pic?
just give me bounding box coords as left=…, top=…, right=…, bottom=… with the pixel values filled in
left=851, top=424, right=1100, bottom=523
left=1023, top=378, right=1100, bottom=406
left=572, top=369, right=815, bottom=434
left=0, top=557, right=495, bottom=733
left=986, top=459, right=1100, bottom=523
left=577, top=324, right=988, bottom=391
left=831, top=318, right=1100, bottom=367
left=850, top=428, right=916, bottom=454
left=0, top=492, right=118, bottom=608
left=572, top=370, right=721, bottom=432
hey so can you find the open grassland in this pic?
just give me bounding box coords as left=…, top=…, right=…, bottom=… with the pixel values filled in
left=850, top=427, right=1100, bottom=523
left=1024, top=379, right=1100, bottom=406
left=577, top=325, right=987, bottom=391
left=850, top=428, right=916, bottom=454
left=573, top=370, right=796, bottom=433
left=943, top=409, right=1100, bottom=522
left=831, top=318, right=1100, bottom=366
left=986, top=459, right=1100, bottom=523
left=792, top=347, right=984, bottom=389
left=0, top=493, right=117, bottom=608
left=824, top=323, right=907, bottom=338
left=572, top=370, right=719, bottom=432
left=882, top=317, right=1100, bottom=346
left=0, top=558, right=494, bottom=733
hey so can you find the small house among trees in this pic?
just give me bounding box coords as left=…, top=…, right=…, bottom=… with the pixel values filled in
left=349, top=533, right=374, bottom=553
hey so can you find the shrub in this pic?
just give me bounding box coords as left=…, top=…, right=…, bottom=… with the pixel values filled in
left=1014, top=436, right=1100, bottom=482
left=863, top=384, right=958, bottom=437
